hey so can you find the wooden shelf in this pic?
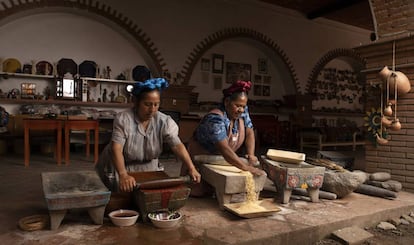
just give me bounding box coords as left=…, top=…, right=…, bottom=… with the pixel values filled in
left=0, top=98, right=133, bottom=108
left=0, top=72, right=136, bottom=108
left=0, top=71, right=55, bottom=79
left=311, top=111, right=365, bottom=117
left=0, top=72, right=136, bottom=84
left=80, top=77, right=135, bottom=84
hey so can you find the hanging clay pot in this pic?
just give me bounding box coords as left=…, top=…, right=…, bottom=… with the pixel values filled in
left=383, top=103, right=393, bottom=116
left=381, top=116, right=393, bottom=127
left=378, top=66, right=392, bottom=82
left=389, top=118, right=402, bottom=131
left=376, top=133, right=389, bottom=145
left=388, top=71, right=411, bottom=96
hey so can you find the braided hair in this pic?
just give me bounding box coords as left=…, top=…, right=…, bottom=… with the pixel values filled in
left=130, top=78, right=169, bottom=102
left=222, top=80, right=251, bottom=102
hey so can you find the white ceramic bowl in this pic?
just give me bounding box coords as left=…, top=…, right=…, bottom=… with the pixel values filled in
left=148, top=211, right=182, bottom=229
left=108, top=209, right=139, bottom=227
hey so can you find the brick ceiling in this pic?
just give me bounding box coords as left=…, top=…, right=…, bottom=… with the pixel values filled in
left=259, top=0, right=374, bottom=31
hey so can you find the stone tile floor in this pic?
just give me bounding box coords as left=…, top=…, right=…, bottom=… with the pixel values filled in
left=1, top=148, right=413, bottom=244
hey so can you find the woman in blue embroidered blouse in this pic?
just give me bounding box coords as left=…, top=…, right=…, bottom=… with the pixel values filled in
left=182, top=81, right=265, bottom=195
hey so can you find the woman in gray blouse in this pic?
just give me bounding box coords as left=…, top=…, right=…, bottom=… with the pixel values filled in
left=96, top=78, right=201, bottom=192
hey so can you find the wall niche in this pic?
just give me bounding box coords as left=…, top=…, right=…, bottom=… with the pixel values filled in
left=311, top=59, right=365, bottom=115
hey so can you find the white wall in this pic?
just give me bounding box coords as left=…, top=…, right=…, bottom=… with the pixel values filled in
left=0, top=12, right=144, bottom=113
left=0, top=0, right=371, bottom=114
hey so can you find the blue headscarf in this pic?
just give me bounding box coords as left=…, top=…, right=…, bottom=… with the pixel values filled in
left=131, top=78, right=169, bottom=96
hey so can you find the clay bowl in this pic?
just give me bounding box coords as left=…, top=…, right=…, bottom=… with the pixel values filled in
left=148, top=211, right=182, bottom=229
left=108, top=209, right=139, bottom=227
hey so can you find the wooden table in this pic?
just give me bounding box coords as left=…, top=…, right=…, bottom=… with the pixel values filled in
left=23, top=118, right=99, bottom=166
left=64, top=119, right=99, bottom=164
left=24, top=119, right=63, bottom=167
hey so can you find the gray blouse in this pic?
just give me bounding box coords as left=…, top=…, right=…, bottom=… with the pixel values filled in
left=96, top=108, right=182, bottom=190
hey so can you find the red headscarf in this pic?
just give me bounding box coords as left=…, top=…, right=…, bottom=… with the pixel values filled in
left=222, top=80, right=252, bottom=97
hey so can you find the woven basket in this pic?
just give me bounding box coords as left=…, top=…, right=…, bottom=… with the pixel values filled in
left=18, top=214, right=49, bottom=231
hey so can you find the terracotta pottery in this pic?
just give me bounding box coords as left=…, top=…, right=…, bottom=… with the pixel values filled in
left=376, top=133, right=389, bottom=145
left=389, top=118, right=402, bottom=131
left=383, top=103, right=393, bottom=116
left=381, top=116, right=392, bottom=127
left=388, top=71, right=411, bottom=96
left=378, top=66, right=392, bottom=81
left=379, top=66, right=411, bottom=96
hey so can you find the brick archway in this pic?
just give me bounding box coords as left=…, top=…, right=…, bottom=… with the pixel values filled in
left=0, top=0, right=165, bottom=74
left=305, top=48, right=367, bottom=95
left=180, top=27, right=299, bottom=93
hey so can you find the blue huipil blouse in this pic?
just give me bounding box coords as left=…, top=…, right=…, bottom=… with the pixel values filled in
left=194, top=105, right=253, bottom=154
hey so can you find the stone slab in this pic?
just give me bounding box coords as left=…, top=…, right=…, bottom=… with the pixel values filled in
left=199, top=164, right=267, bottom=194
left=331, top=226, right=374, bottom=245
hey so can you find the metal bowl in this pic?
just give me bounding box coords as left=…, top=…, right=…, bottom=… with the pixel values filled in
left=108, top=209, right=139, bottom=227
left=148, top=211, right=182, bottom=229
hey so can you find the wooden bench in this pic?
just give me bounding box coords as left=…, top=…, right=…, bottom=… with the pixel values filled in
left=300, top=127, right=365, bottom=151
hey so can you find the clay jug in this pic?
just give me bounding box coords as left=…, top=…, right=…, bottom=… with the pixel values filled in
left=376, top=133, right=389, bottom=145
left=381, top=116, right=392, bottom=127
left=389, top=118, right=402, bottom=131
left=383, top=103, right=393, bottom=116
left=378, top=66, right=392, bottom=82
left=388, top=71, right=411, bottom=96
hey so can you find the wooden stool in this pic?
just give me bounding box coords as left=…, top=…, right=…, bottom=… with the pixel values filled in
left=64, top=120, right=99, bottom=164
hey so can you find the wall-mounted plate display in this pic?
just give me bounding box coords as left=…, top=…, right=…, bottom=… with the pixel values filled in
left=132, top=65, right=151, bottom=81
left=3, top=58, right=21, bottom=73
left=79, top=60, right=97, bottom=78
left=57, top=58, right=77, bottom=77
left=36, top=60, right=53, bottom=75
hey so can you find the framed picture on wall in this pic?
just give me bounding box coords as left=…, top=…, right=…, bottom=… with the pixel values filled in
left=226, top=62, right=251, bottom=84
left=212, top=54, right=224, bottom=73
left=254, top=74, right=262, bottom=83
left=263, top=75, right=272, bottom=84
left=201, top=58, right=210, bottom=71
left=258, top=58, right=268, bottom=74
left=254, top=84, right=262, bottom=96
left=263, top=85, right=270, bottom=96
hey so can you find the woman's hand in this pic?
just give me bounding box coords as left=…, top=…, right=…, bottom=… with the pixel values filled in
left=246, top=154, right=260, bottom=167
left=188, top=168, right=202, bottom=183
left=118, top=173, right=136, bottom=192
left=246, top=165, right=266, bottom=176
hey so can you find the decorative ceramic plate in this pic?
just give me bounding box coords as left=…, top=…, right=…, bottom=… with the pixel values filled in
left=2, top=58, right=21, bottom=73
left=36, top=61, right=53, bottom=75
left=57, top=58, right=77, bottom=77
left=79, top=60, right=97, bottom=77
left=132, top=65, right=151, bottom=81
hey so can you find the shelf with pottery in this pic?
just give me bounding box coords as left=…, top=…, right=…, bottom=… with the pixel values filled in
left=0, top=98, right=133, bottom=108
left=79, top=76, right=135, bottom=84
left=0, top=71, right=55, bottom=79
left=311, top=111, right=365, bottom=117
left=0, top=72, right=135, bottom=108
left=0, top=72, right=196, bottom=112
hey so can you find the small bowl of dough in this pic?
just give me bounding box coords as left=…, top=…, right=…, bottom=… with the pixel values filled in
left=108, top=209, right=139, bottom=227
left=148, top=211, right=182, bottom=229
